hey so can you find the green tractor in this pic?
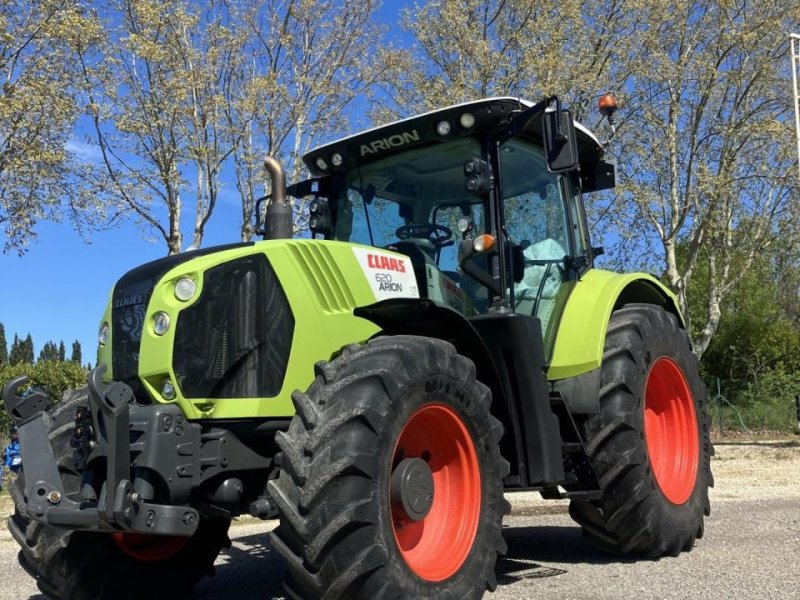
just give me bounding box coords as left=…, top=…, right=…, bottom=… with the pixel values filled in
left=3, top=96, right=712, bottom=600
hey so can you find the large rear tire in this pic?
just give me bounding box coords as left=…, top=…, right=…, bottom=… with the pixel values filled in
left=569, top=304, right=713, bottom=557
left=7, top=389, right=231, bottom=600
left=269, top=336, right=510, bottom=599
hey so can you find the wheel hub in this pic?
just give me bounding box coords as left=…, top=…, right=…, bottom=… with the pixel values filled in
left=390, top=457, right=434, bottom=521
left=390, top=403, right=481, bottom=582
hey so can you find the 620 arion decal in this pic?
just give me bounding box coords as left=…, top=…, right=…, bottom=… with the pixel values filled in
left=352, top=247, right=419, bottom=301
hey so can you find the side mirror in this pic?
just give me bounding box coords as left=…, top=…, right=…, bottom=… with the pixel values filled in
left=542, top=108, right=579, bottom=173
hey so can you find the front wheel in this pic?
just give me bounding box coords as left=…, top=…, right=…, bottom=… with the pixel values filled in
left=269, top=336, right=510, bottom=599
left=569, top=304, right=713, bottom=557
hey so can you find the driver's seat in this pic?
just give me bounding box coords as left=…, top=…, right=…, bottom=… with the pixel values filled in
left=397, top=237, right=437, bottom=260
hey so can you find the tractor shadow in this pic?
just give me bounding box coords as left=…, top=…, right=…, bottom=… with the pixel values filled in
left=498, top=525, right=637, bottom=584
left=194, top=529, right=287, bottom=599
left=194, top=523, right=639, bottom=597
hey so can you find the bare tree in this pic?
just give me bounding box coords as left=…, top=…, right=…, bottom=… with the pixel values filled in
left=78, top=0, right=196, bottom=255
left=228, top=0, right=388, bottom=240
left=0, top=0, right=103, bottom=253
left=376, top=0, right=639, bottom=124
left=176, top=1, right=243, bottom=250
left=619, top=0, right=800, bottom=356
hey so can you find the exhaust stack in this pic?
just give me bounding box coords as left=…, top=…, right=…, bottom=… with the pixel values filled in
left=263, top=156, right=292, bottom=240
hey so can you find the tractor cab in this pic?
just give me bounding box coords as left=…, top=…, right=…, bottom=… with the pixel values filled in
left=289, top=97, right=615, bottom=351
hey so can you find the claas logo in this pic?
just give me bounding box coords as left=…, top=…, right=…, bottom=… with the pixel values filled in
left=367, top=253, right=407, bottom=273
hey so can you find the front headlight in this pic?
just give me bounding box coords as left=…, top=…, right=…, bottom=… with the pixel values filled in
left=153, top=312, right=171, bottom=336
left=174, top=277, right=197, bottom=301
left=161, top=378, right=176, bottom=400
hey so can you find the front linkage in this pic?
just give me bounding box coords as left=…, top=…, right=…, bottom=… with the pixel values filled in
left=2, top=367, right=269, bottom=538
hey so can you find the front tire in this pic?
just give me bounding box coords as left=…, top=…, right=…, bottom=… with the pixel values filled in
left=569, top=304, right=713, bottom=557
left=7, top=389, right=231, bottom=600
left=269, top=336, right=510, bottom=599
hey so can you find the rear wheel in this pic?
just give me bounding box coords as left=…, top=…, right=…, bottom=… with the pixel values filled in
left=7, top=389, right=231, bottom=600
left=269, top=335, right=509, bottom=599
left=569, top=304, right=713, bottom=557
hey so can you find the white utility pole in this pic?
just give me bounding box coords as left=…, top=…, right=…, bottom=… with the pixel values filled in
left=791, top=34, right=800, bottom=179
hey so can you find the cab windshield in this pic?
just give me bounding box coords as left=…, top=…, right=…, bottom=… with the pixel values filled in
left=332, top=138, right=485, bottom=273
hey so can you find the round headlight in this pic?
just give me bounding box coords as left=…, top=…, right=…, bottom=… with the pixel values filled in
left=436, top=120, right=451, bottom=136
left=316, top=157, right=328, bottom=171
left=98, top=322, right=110, bottom=346
left=161, top=378, right=176, bottom=400
left=153, top=312, right=171, bottom=336
left=331, top=152, right=343, bottom=167
left=174, top=277, right=197, bottom=301
left=459, top=112, right=476, bottom=128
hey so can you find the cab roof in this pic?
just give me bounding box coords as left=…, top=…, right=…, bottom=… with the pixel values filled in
left=302, top=97, right=605, bottom=178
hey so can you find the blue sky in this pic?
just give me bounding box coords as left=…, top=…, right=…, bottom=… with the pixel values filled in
left=0, top=2, right=412, bottom=361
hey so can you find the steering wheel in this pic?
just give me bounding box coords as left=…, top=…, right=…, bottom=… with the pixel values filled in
left=395, top=223, right=453, bottom=247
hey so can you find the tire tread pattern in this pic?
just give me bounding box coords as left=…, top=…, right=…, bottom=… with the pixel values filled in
left=569, top=304, right=713, bottom=557
left=270, top=336, right=510, bottom=600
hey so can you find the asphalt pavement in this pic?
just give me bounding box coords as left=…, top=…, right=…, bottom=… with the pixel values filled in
left=2, top=496, right=798, bottom=600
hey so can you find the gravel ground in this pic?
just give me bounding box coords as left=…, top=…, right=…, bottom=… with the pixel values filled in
left=1, top=441, right=798, bottom=599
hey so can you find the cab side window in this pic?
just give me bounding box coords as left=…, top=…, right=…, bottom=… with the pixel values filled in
left=500, top=138, right=572, bottom=346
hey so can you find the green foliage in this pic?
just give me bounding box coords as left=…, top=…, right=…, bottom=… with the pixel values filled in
left=0, top=361, right=87, bottom=437
left=694, top=250, right=800, bottom=381
left=710, top=369, right=800, bottom=433
left=59, top=340, right=66, bottom=362
left=680, top=237, right=800, bottom=433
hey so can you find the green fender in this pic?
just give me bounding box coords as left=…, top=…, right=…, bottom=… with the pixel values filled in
left=547, top=269, right=682, bottom=381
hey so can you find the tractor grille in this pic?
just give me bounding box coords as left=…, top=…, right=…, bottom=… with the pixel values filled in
left=173, top=254, right=294, bottom=399
left=111, top=243, right=252, bottom=401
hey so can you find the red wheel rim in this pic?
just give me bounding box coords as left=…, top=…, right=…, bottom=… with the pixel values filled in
left=112, top=532, right=189, bottom=562
left=644, top=357, right=699, bottom=505
left=391, top=403, right=481, bottom=582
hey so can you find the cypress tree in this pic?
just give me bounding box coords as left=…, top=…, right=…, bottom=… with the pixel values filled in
left=58, top=340, right=66, bottom=361
left=0, top=323, right=7, bottom=365
left=9, top=333, right=21, bottom=365
left=71, top=340, right=82, bottom=364
left=39, top=341, right=60, bottom=362
left=22, top=333, right=34, bottom=364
